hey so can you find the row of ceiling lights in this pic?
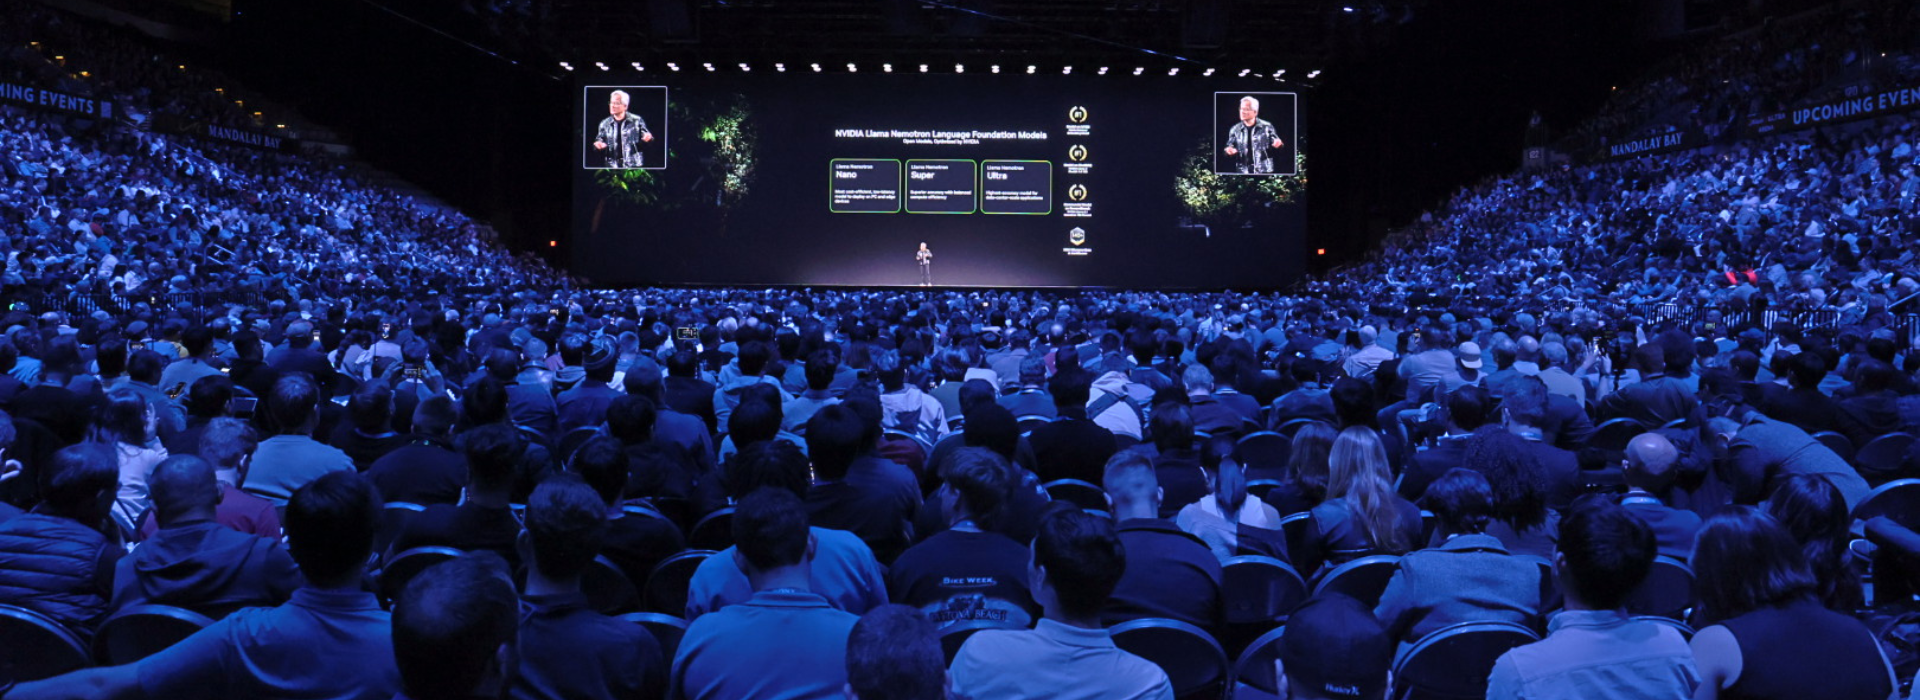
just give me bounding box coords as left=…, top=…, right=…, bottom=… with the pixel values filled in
left=564, top=61, right=1321, bottom=79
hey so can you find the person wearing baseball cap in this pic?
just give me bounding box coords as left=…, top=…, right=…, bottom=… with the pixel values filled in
left=1277, top=593, right=1393, bottom=699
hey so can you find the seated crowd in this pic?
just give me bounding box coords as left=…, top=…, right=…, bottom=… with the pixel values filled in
left=3, top=2, right=1920, bottom=700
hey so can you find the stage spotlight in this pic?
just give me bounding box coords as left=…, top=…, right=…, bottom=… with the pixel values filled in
left=991, top=65, right=999, bottom=73
left=920, top=64, right=929, bottom=73
left=1132, top=67, right=1144, bottom=75
left=1098, top=66, right=1109, bottom=75
left=1063, top=66, right=1072, bottom=74
left=667, top=62, right=680, bottom=71
left=883, top=63, right=893, bottom=72
left=1342, top=6, right=1354, bottom=11
left=955, top=63, right=965, bottom=73
left=1308, top=69, right=1321, bottom=78
left=1237, top=68, right=1250, bottom=77
left=1276, top=69, right=1286, bottom=76
left=1168, top=67, right=1178, bottom=76
left=703, top=62, right=714, bottom=71
left=775, top=62, right=786, bottom=71
left=1202, top=68, right=1215, bottom=76
left=1026, top=65, right=1036, bottom=74
left=595, top=62, right=608, bottom=71
left=811, top=63, right=821, bottom=72
left=631, top=62, right=643, bottom=71
left=739, top=62, right=750, bottom=71
left=559, top=62, right=573, bottom=71
left=847, top=62, right=857, bottom=72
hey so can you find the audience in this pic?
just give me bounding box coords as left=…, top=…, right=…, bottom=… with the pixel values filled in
left=671, top=488, right=859, bottom=700
left=0, top=444, right=121, bottom=637
left=1375, top=468, right=1542, bottom=651
left=1485, top=497, right=1699, bottom=700
left=392, top=553, right=520, bottom=700
left=1100, top=450, right=1224, bottom=631
left=1295, top=427, right=1421, bottom=575
left=388, top=423, right=525, bottom=567
left=844, top=604, right=947, bottom=700
left=948, top=508, right=1174, bottom=700
left=512, top=473, right=664, bottom=700
left=886, top=447, right=1039, bottom=630
left=1689, top=508, right=1897, bottom=700
left=110, top=454, right=300, bottom=617
left=1276, top=594, right=1394, bottom=700
left=1620, top=432, right=1703, bottom=561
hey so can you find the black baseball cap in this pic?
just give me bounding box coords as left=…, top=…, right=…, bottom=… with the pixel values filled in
left=1279, top=594, right=1392, bottom=698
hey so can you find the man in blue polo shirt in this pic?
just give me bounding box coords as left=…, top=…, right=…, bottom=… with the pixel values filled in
left=671, top=488, right=860, bottom=700
left=8, top=471, right=398, bottom=700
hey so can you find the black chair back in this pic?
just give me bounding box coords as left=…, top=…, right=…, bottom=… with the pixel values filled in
left=375, top=502, right=427, bottom=564
left=378, top=545, right=464, bottom=606
left=93, top=604, right=215, bottom=665
left=1855, top=479, right=1920, bottom=531
left=1015, top=415, right=1052, bottom=435
left=1272, top=418, right=1318, bottom=438
left=1854, top=433, right=1916, bottom=483
left=1109, top=618, right=1231, bottom=699
left=1811, top=431, right=1855, bottom=463
left=1234, top=431, right=1292, bottom=472
left=0, top=604, right=90, bottom=682
left=1246, top=479, right=1285, bottom=504
left=1221, top=555, right=1308, bottom=625
left=938, top=619, right=1019, bottom=665
left=584, top=555, right=641, bottom=614
left=1624, top=556, right=1693, bottom=620
left=688, top=507, right=737, bottom=551
left=1042, top=479, right=1111, bottom=512
left=1228, top=624, right=1288, bottom=695
left=1588, top=418, right=1648, bottom=453
left=1390, top=621, right=1540, bottom=700
left=1278, top=512, right=1313, bottom=562
left=619, top=612, right=690, bottom=660
left=1310, top=555, right=1401, bottom=608
left=644, top=550, right=716, bottom=615
left=557, top=426, right=603, bottom=462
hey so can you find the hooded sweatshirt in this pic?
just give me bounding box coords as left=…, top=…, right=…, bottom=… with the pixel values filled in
left=111, top=519, right=302, bottom=619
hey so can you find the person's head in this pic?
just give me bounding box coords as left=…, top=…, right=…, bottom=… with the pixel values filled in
left=1692, top=507, right=1818, bottom=624
left=460, top=423, right=523, bottom=495
left=1278, top=594, right=1393, bottom=700
left=732, top=487, right=814, bottom=579
left=148, top=454, right=220, bottom=527
left=960, top=403, right=1019, bottom=462
left=186, top=374, right=235, bottom=419
left=126, top=349, right=165, bottom=385
left=805, top=349, right=838, bottom=392
left=1465, top=428, right=1548, bottom=530
left=347, top=382, right=394, bottom=433
left=267, top=372, right=322, bottom=436
left=1328, top=427, right=1408, bottom=552
left=1201, top=434, right=1248, bottom=514
left=845, top=604, right=946, bottom=700
left=392, top=553, right=520, bottom=700
left=604, top=394, right=657, bottom=445
left=725, top=439, right=811, bottom=499
left=1787, top=350, right=1826, bottom=389
left=1623, top=432, right=1681, bottom=492
left=607, top=89, right=629, bottom=118
left=1047, top=371, right=1092, bottom=411
left=1499, top=378, right=1548, bottom=431
left=806, top=404, right=867, bottom=480
left=941, top=447, right=1013, bottom=529
left=412, top=396, right=458, bottom=437
left=728, top=393, right=782, bottom=449
left=568, top=436, right=629, bottom=506
left=1149, top=401, right=1194, bottom=453
left=284, top=471, right=382, bottom=588
left=1031, top=507, right=1126, bottom=623
left=738, top=340, right=772, bottom=377
left=521, top=473, right=609, bottom=582
left=1239, top=95, right=1260, bottom=123
left=1424, top=468, right=1496, bottom=536
left=1762, top=474, right=1854, bottom=607
left=1442, top=384, right=1492, bottom=433
left=1329, top=377, right=1376, bottom=428
left=181, top=325, right=213, bottom=358
left=1554, top=495, right=1656, bottom=611
left=1183, top=364, right=1214, bottom=395
left=198, top=416, right=258, bottom=481
left=93, top=386, right=155, bottom=445
left=1101, top=450, right=1160, bottom=520
left=39, top=443, right=118, bottom=524
left=1286, top=421, right=1336, bottom=501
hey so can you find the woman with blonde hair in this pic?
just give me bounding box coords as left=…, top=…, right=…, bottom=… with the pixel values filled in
left=1296, top=426, right=1422, bottom=576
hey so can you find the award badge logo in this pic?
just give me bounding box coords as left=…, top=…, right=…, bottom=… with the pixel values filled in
left=1068, top=184, right=1088, bottom=202
left=1068, top=144, right=1088, bottom=162
left=1069, top=227, right=1087, bottom=246
left=1067, top=106, right=1089, bottom=124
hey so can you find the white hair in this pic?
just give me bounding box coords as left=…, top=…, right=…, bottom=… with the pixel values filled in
left=1240, top=96, right=1259, bottom=110
left=609, top=90, right=630, bottom=105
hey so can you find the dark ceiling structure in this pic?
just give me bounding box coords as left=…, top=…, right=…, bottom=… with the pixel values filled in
left=390, top=0, right=1425, bottom=81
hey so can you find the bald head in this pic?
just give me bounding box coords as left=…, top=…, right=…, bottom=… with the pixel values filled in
left=1625, top=433, right=1680, bottom=491
left=149, top=454, right=221, bottom=527
left=1516, top=336, right=1542, bottom=362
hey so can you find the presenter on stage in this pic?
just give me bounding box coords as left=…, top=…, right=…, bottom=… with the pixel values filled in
left=1223, top=96, right=1284, bottom=174
left=916, top=242, right=933, bottom=286
left=592, top=90, right=653, bottom=169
